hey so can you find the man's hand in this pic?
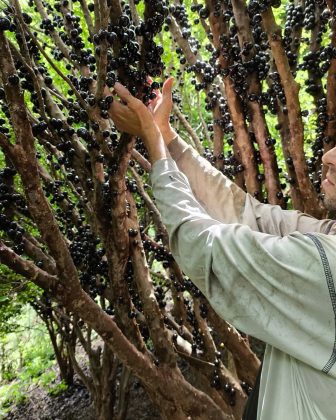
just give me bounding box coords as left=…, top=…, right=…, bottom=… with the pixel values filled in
left=148, top=77, right=178, bottom=145
left=109, top=82, right=167, bottom=164
left=110, top=82, right=158, bottom=141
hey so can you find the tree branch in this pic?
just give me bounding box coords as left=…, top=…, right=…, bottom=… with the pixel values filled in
left=262, top=8, right=323, bottom=216
left=0, top=240, right=57, bottom=291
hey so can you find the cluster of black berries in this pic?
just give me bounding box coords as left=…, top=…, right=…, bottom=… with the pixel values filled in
left=303, top=0, right=316, bottom=30
left=124, top=259, right=145, bottom=320
left=213, top=375, right=237, bottom=406
left=70, top=230, right=107, bottom=299
left=0, top=168, right=28, bottom=215
left=179, top=297, right=205, bottom=353
left=0, top=214, right=25, bottom=255
left=154, top=285, right=166, bottom=309
left=266, top=72, right=287, bottom=114
left=307, top=97, right=329, bottom=193
left=245, top=8, right=270, bottom=81
left=142, top=235, right=174, bottom=269
left=283, top=2, right=304, bottom=68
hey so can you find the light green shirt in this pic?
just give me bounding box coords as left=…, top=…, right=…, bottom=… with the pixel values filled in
left=151, top=136, right=336, bottom=420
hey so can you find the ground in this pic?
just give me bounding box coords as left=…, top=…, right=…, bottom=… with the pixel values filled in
left=4, top=374, right=161, bottom=420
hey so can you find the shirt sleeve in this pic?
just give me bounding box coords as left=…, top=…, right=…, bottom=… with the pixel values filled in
left=151, top=158, right=335, bottom=372
left=167, top=136, right=336, bottom=236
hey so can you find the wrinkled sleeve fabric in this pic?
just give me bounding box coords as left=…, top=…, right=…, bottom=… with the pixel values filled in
left=151, top=158, right=335, bottom=372
left=167, top=136, right=336, bottom=236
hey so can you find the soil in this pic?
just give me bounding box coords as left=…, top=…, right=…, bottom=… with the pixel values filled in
left=3, top=334, right=162, bottom=420
left=4, top=377, right=162, bottom=420
left=4, top=371, right=161, bottom=420
left=4, top=381, right=94, bottom=420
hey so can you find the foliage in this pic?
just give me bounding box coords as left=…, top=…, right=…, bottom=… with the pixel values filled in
left=0, top=306, right=67, bottom=416
left=0, top=267, right=43, bottom=338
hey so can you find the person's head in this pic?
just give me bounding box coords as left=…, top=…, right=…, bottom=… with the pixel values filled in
left=322, top=147, right=336, bottom=211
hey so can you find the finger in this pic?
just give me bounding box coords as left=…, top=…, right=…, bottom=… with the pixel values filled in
left=109, top=101, right=131, bottom=125
left=162, top=77, right=174, bottom=98
left=148, top=100, right=154, bottom=110
left=113, top=82, right=138, bottom=107
left=153, top=85, right=162, bottom=98
left=148, top=91, right=161, bottom=109
left=109, top=104, right=134, bottom=132
left=110, top=99, right=128, bottom=115
left=148, top=100, right=159, bottom=113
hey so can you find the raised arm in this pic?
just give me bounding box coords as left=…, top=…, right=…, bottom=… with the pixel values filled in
left=151, top=78, right=335, bottom=236
left=167, top=134, right=336, bottom=236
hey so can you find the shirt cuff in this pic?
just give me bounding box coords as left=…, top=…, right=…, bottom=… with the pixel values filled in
left=150, top=157, right=180, bottom=186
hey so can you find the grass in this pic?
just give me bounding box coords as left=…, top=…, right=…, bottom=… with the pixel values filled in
left=0, top=306, right=68, bottom=417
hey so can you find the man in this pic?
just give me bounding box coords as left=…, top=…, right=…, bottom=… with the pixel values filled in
left=110, top=80, right=336, bottom=420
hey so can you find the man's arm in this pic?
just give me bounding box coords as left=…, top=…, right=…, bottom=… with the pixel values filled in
left=167, top=135, right=336, bottom=236
left=167, top=134, right=246, bottom=224
left=151, top=157, right=336, bottom=373
left=152, top=78, right=335, bottom=235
